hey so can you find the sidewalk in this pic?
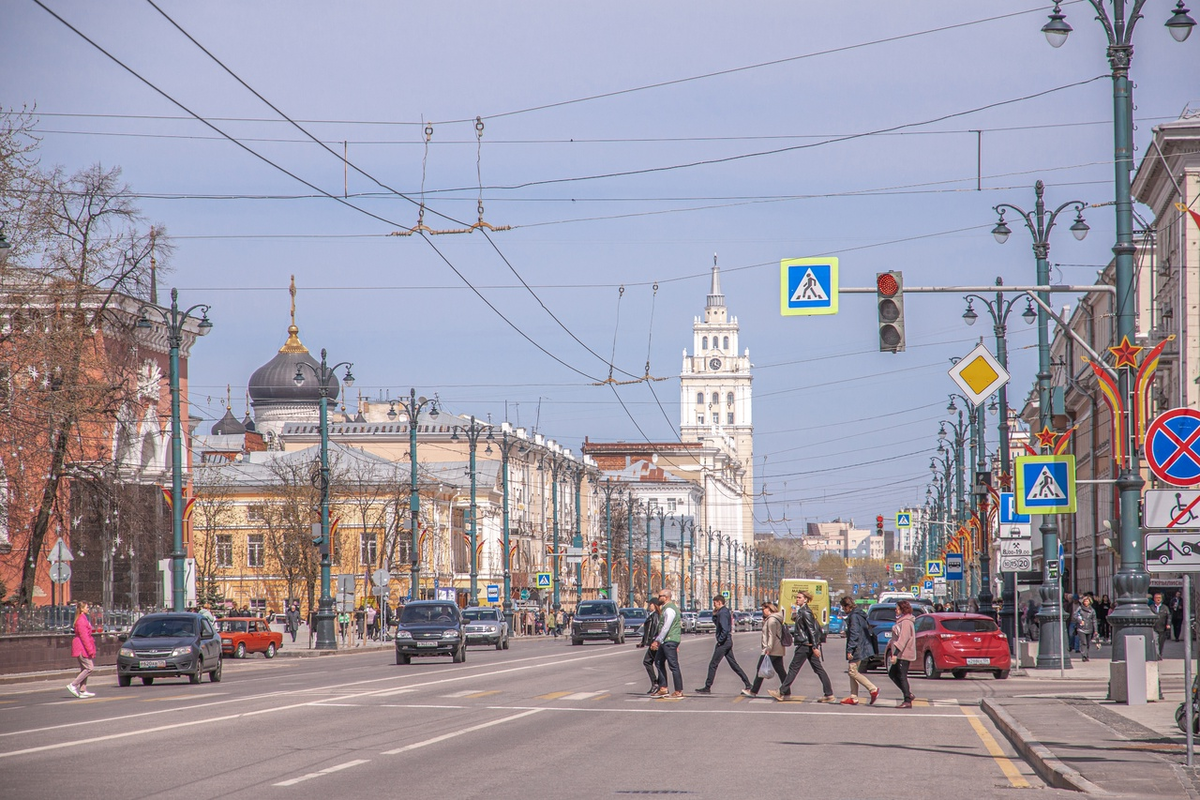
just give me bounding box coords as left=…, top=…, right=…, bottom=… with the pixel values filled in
left=982, top=637, right=1198, bottom=797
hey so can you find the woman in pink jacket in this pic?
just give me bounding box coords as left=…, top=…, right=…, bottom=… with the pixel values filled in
left=67, top=601, right=96, bottom=699
left=885, top=599, right=916, bottom=709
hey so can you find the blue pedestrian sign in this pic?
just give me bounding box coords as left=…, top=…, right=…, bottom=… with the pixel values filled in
left=780, top=257, right=838, bottom=316
left=536, top=572, right=552, bottom=589
left=1015, top=455, right=1077, bottom=514
left=946, top=553, right=964, bottom=581
left=871, top=582, right=878, bottom=590
left=998, top=492, right=1030, bottom=525
left=853, top=584, right=860, bottom=594
left=896, top=512, right=912, bottom=528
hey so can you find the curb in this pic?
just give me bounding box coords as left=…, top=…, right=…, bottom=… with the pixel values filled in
left=980, top=698, right=1110, bottom=795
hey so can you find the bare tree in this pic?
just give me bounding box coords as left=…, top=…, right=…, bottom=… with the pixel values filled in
left=260, top=458, right=322, bottom=612
left=191, top=461, right=239, bottom=607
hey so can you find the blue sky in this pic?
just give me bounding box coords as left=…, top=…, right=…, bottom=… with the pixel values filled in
left=6, top=1, right=1198, bottom=533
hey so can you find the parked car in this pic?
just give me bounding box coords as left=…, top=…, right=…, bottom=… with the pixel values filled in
left=395, top=601, right=466, bottom=664
left=620, top=607, right=650, bottom=638
left=732, top=611, right=752, bottom=631
left=117, top=612, right=223, bottom=686
left=916, top=612, right=1011, bottom=679
left=749, top=610, right=763, bottom=630
left=571, top=600, right=624, bottom=645
left=694, top=610, right=716, bottom=634
left=861, top=601, right=933, bottom=671
left=218, top=617, right=283, bottom=659
left=681, top=611, right=698, bottom=633
left=827, top=609, right=847, bottom=636
left=462, top=606, right=510, bottom=650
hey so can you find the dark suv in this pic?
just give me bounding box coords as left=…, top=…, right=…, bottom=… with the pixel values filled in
left=117, top=612, right=223, bottom=686
left=570, top=600, right=624, bottom=645
left=395, top=601, right=466, bottom=664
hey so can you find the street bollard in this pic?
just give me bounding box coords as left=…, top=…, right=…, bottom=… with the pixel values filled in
left=1126, top=635, right=1147, bottom=706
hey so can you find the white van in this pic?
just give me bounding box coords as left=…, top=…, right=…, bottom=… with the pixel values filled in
left=877, top=591, right=918, bottom=605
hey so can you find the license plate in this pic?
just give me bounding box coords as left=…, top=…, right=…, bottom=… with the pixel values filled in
left=139, top=660, right=167, bottom=669
left=417, top=642, right=437, bottom=648
left=966, top=657, right=990, bottom=666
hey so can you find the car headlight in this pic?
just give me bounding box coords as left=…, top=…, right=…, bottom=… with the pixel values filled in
left=485, top=624, right=498, bottom=632
left=442, top=630, right=459, bottom=639
left=171, top=646, right=193, bottom=658
left=395, top=630, right=413, bottom=639
left=119, top=647, right=134, bottom=658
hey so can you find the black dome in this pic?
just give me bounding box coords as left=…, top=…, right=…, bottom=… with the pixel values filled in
left=248, top=324, right=339, bottom=404
left=211, top=407, right=246, bottom=436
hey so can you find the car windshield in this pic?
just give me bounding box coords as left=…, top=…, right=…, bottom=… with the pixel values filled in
left=698, top=611, right=712, bottom=620
left=218, top=620, right=248, bottom=633
left=868, top=607, right=896, bottom=623
left=132, top=617, right=196, bottom=638
left=400, top=604, right=459, bottom=624
left=941, top=618, right=1000, bottom=633
left=577, top=603, right=615, bottom=616
left=461, top=609, right=499, bottom=621
left=620, top=609, right=647, bottom=620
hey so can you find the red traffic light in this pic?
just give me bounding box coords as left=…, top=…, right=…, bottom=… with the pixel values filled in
left=876, top=273, right=898, bottom=297
left=876, top=515, right=884, bottom=525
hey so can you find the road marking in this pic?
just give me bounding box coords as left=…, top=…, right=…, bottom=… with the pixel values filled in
left=561, top=691, right=603, bottom=701
left=273, top=758, right=370, bottom=787
left=380, top=708, right=542, bottom=755
left=442, top=689, right=483, bottom=698
left=144, top=693, right=228, bottom=702
left=484, top=704, right=965, bottom=718
left=537, top=691, right=573, bottom=700
left=913, top=699, right=930, bottom=707
left=464, top=690, right=501, bottom=699
left=46, top=696, right=124, bottom=705
left=373, top=687, right=417, bottom=698
left=960, top=707, right=1031, bottom=789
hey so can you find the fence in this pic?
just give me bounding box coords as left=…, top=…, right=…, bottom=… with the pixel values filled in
left=0, top=605, right=146, bottom=635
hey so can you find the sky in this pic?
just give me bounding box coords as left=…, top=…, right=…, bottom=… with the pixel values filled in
left=6, top=1, right=1199, bottom=536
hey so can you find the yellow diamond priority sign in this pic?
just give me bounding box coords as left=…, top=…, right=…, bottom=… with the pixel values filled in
left=948, top=343, right=1009, bottom=406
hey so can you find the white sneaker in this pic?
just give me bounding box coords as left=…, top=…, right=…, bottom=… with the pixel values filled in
left=66, top=684, right=81, bottom=698
left=80, top=691, right=95, bottom=698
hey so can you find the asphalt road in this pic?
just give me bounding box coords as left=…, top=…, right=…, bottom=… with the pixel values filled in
left=0, top=633, right=1076, bottom=800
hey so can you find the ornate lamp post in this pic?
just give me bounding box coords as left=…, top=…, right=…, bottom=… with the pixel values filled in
left=599, top=479, right=622, bottom=601
left=497, top=424, right=527, bottom=624
left=136, top=288, right=212, bottom=612
left=680, top=518, right=694, bottom=609
left=1038, top=1, right=1194, bottom=661
left=732, top=544, right=740, bottom=610
left=571, top=459, right=587, bottom=602
left=292, top=348, right=354, bottom=649
left=644, top=502, right=654, bottom=601
left=387, top=390, right=439, bottom=601
left=625, top=493, right=637, bottom=606
left=538, top=444, right=566, bottom=611
left=451, top=416, right=492, bottom=606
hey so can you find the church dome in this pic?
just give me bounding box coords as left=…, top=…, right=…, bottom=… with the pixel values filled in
left=247, top=323, right=339, bottom=404
left=211, top=407, right=246, bottom=436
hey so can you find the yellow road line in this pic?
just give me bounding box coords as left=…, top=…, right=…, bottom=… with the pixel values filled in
left=536, top=691, right=572, bottom=700
left=913, top=698, right=930, bottom=707
left=464, top=690, right=501, bottom=699
left=961, top=707, right=1031, bottom=789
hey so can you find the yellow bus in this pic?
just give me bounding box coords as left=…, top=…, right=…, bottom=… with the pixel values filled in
left=778, top=579, right=831, bottom=628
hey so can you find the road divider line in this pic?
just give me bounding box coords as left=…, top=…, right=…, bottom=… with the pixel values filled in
left=960, top=707, right=1032, bottom=789
left=374, top=688, right=417, bottom=698
left=441, top=689, right=483, bottom=698
left=537, top=691, right=573, bottom=700
left=273, top=758, right=370, bottom=787
left=381, top=708, right=542, bottom=755
left=464, top=690, right=502, bottom=699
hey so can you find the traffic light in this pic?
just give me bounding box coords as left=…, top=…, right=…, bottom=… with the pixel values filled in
left=310, top=523, right=328, bottom=556
left=590, top=540, right=599, bottom=556
left=876, top=515, right=884, bottom=535
left=876, top=271, right=905, bottom=353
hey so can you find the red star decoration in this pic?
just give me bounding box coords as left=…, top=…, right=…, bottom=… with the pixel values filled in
left=1108, top=336, right=1143, bottom=369
left=1035, top=426, right=1058, bottom=449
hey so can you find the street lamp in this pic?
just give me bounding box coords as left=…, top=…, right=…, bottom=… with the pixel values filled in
left=1039, top=0, right=1193, bottom=664
left=571, top=459, right=588, bottom=602
left=962, top=278, right=1035, bottom=628
left=599, top=479, right=622, bottom=600
left=387, top=390, right=439, bottom=602
left=993, top=182, right=1087, bottom=668
left=292, top=348, right=354, bottom=650
left=497, top=424, right=526, bottom=622
left=538, top=444, right=567, bottom=611
left=451, top=416, right=491, bottom=606
left=679, top=517, right=694, bottom=609
left=625, top=493, right=637, bottom=606
left=136, top=288, right=212, bottom=613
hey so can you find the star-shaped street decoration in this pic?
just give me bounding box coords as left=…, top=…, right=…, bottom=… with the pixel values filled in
left=1108, top=336, right=1143, bottom=369
left=1036, top=426, right=1058, bottom=449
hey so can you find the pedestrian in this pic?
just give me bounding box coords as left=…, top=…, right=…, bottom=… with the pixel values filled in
left=337, top=609, right=350, bottom=645
left=1072, top=595, right=1097, bottom=662
left=1096, top=594, right=1111, bottom=641
left=774, top=590, right=835, bottom=703
left=1024, top=597, right=1041, bottom=641
left=365, top=603, right=378, bottom=641
left=1171, top=590, right=1185, bottom=641
left=650, top=589, right=684, bottom=698
left=696, top=595, right=752, bottom=694
left=838, top=596, right=879, bottom=705
left=885, top=599, right=917, bottom=708
left=744, top=601, right=787, bottom=698
left=67, top=601, right=97, bottom=699
left=285, top=603, right=300, bottom=643
left=1150, top=592, right=1171, bottom=657
left=637, top=597, right=666, bottom=694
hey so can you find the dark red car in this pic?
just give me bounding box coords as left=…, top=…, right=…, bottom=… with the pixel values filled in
left=915, top=612, right=1011, bottom=680
left=218, top=617, right=283, bottom=659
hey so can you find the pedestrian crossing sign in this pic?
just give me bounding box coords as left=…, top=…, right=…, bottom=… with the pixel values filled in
left=925, top=560, right=944, bottom=578
left=780, top=257, right=838, bottom=316
left=896, top=512, right=912, bottom=528
left=1014, top=455, right=1076, bottom=515
left=536, top=571, right=553, bottom=589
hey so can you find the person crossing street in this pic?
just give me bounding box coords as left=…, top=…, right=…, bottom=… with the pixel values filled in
left=838, top=596, right=879, bottom=705
left=650, top=589, right=685, bottom=698
left=774, top=590, right=835, bottom=703
left=695, top=595, right=752, bottom=694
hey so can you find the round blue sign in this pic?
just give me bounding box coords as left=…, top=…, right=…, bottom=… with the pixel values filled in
left=1146, top=408, right=1200, bottom=487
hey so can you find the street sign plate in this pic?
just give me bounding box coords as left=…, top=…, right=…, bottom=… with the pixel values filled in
left=999, top=539, right=1032, bottom=557
left=48, top=538, right=75, bottom=563
left=49, top=562, right=71, bottom=584
left=780, top=257, right=838, bottom=316
left=948, top=343, right=1010, bottom=406
left=1047, top=561, right=1059, bottom=579
left=999, top=554, right=1033, bottom=573
left=536, top=572, right=552, bottom=589
left=925, top=560, right=944, bottom=578
left=1145, top=408, right=1200, bottom=487
left=1014, top=455, right=1077, bottom=514
left=486, top=584, right=500, bottom=602
left=892, top=562, right=903, bottom=572
left=872, top=582, right=879, bottom=590
left=1145, top=532, right=1200, bottom=572
left=372, top=568, right=390, bottom=586
left=945, top=553, right=964, bottom=581
left=923, top=580, right=934, bottom=592
left=998, top=492, right=1030, bottom=525
left=896, top=512, right=912, bottom=528
left=853, top=584, right=860, bottom=594
left=722, top=590, right=730, bottom=599
left=909, top=585, right=919, bottom=594
left=1144, top=489, right=1200, bottom=529
left=999, top=523, right=1033, bottom=540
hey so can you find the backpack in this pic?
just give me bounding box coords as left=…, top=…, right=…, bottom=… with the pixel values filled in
left=779, top=616, right=794, bottom=648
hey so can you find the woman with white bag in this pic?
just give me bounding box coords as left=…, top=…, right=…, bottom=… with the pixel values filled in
left=743, top=601, right=788, bottom=698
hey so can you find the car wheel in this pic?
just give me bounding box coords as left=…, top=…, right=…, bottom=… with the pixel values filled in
left=572, top=637, right=582, bottom=646
left=210, top=658, right=223, bottom=682
left=923, top=651, right=941, bottom=680
left=502, top=636, right=510, bottom=650
left=235, top=642, right=246, bottom=659
left=141, top=676, right=155, bottom=686
left=265, top=643, right=276, bottom=659
left=952, top=670, right=967, bottom=680
left=118, top=674, right=131, bottom=687
left=397, top=652, right=411, bottom=665
left=995, top=669, right=1009, bottom=680
left=190, top=661, right=203, bottom=684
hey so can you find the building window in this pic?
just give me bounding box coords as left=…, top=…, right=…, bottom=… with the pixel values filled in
left=667, top=498, right=677, bottom=513
left=361, top=532, right=378, bottom=566
left=723, top=336, right=729, bottom=349
left=702, top=336, right=708, bottom=350
left=249, top=598, right=266, bottom=614
left=696, top=392, right=704, bottom=405
left=711, top=392, right=719, bottom=405
left=216, top=535, right=233, bottom=569
left=727, top=392, right=734, bottom=406
left=246, top=503, right=267, bottom=522
left=697, top=414, right=705, bottom=425
left=247, top=534, right=265, bottom=568
left=727, top=412, right=735, bottom=425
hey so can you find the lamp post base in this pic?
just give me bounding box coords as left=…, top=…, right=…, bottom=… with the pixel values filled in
left=314, top=598, right=337, bottom=650
left=1035, top=584, right=1071, bottom=670
left=1109, top=568, right=1160, bottom=662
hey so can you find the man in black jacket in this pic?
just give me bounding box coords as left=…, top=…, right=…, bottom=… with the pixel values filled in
left=775, top=590, right=835, bottom=703
left=695, top=596, right=752, bottom=694
left=637, top=598, right=666, bottom=694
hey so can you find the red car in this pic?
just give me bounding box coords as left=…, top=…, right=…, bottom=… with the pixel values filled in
left=218, top=617, right=283, bottom=659
left=915, top=612, right=1011, bottom=680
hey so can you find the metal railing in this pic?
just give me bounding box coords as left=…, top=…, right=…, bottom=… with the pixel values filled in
left=0, top=605, right=146, bottom=636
